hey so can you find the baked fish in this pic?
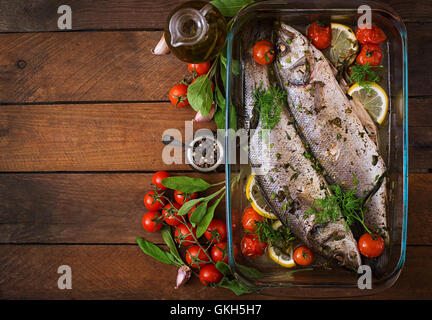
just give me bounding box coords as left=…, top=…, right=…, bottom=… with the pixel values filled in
left=274, top=23, right=388, bottom=242
left=240, top=23, right=361, bottom=269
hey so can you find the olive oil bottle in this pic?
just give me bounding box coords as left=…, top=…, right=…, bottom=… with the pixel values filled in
left=164, top=1, right=227, bottom=63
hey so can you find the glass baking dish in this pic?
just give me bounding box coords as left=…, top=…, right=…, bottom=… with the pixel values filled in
left=223, top=0, right=408, bottom=297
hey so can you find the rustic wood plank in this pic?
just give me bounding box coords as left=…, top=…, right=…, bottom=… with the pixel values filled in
left=0, top=244, right=430, bottom=299
left=0, top=173, right=226, bottom=244
left=408, top=97, right=432, bottom=127
left=0, top=23, right=429, bottom=104
left=0, top=31, right=187, bottom=103
left=0, top=173, right=427, bottom=244
left=0, top=0, right=430, bottom=33
left=0, top=103, right=217, bottom=171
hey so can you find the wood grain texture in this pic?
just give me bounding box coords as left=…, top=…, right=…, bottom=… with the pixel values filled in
left=0, top=103, right=216, bottom=171
left=0, top=31, right=187, bottom=103
left=0, top=0, right=430, bottom=33
left=0, top=173, right=226, bottom=244
left=0, top=24, right=429, bottom=104
left=0, top=173, right=428, bottom=244
left=0, top=244, right=430, bottom=299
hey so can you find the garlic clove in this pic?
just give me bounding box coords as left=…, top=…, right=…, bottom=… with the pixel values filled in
left=152, top=34, right=170, bottom=55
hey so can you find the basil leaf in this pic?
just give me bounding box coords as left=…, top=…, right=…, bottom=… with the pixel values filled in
left=218, top=277, right=258, bottom=296
left=161, top=176, right=211, bottom=193
left=178, top=198, right=203, bottom=216
left=189, top=201, right=208, bottom=225
left=215, top=261, right=231, bottom=276
left=136, top=237, right=177, bottom=265
left=161, top=227, right=182, bottom=263
left=215, top=86, right=226, bottom=111
left=196, top=192, right=225, bottom=237
left=210, top=0, right=253, bottom=18
left=236, top=263, right=264, bottom=280
left=214, top=107, right=225, bottom=130
left=187, top=75, right=213, bottom=116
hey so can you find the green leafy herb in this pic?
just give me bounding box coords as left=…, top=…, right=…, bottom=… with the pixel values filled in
left=189, top=201, right=209, bottom=225
left=236, top=263, right=264, bottom=280
left=253, top=219, right=295, bottom=248
left=210, top=0, right=254, bottom=17
left=187, top=75, right=213, bottom=116
left=196, top=192, right=225, bottom=237
left=161, top=176, right=212, bottom=193
left=136, top=237, right=180, bottom=266
left=348, top=63, right=383, bottom=93
left=253, top=85, right=287, bottom=131
left=161, top=227, right=182, bottom=263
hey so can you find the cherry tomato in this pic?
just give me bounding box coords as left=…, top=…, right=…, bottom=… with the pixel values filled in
left=162, top=202, right=182, bottom=226
left=185, top=245, right=210, bottom=269
left=204, top=219, right=227, bottom=243
left=174, top=190, right=198, bottom=205
left=143, top=191, right=166, bottom=211
left=252, top=40, right=275, bottom=65
left=174, top=223, right=197, bottom=246
left=293, top=246, right=314, bottom=266
left=358, top=233, right=385, bottom=258
left=211, top=242, right=238, bottom=263
left=241, top=207, right=264, bottom=232
left=307, top=21, right=331, bottom=50
left=169, top=84, right=189, bottom=108
left=240, top=234, right=267, bottom=258
left=141, top=211, right=163, bottom=232
left=356, top=44, right=383, bottom=66
left=199, top=264, right=223, bottom=286
left=356, top=24, right=387, bottom=45
left=188, top=62, right=211, bottom=76
left=152, top=171, right=170, bottom=190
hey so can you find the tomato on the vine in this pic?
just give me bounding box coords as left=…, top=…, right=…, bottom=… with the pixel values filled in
left=253, top=40, right=275, bottom=65
left=185, top=245, right=210, bottom=269
left=307, top=21, right=331, bottom=50
left=169, top=84, right=189, bottom=108
left=199, top=264, right=223, bottom=286
left=211, top=242, right=237, bottom=264
left=188, top=62, right=211, bottom=76
left=358, top=233, right=385, bottom=258
left=293, top=245, right=314, bottom=266
left=152, top=171, right=170, bottom=190
left=241, top=207, right=264, bottom=232
left=356, top=44, right=383, bottom=66
left=240, top=234, right=267, bottom=258
left=161, top=202, right=182, bottom=226
left=141, top=211, right=163, bottom=232
left=174, top=190, right=198, bottom=205
left=144, top=191, right=166, bottom=211
left=174, top=223, right=197, bottom=246
left=204, top=219, right=227, bottom=243
left=356, top=24, right=387, bottom=45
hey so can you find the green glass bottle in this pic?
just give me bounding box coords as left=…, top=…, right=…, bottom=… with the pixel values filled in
left=164, top=1, right=227, bottom=63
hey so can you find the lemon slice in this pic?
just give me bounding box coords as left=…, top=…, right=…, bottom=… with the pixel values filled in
left=268, top=221, right=296, bottom=268
left=329, top=23, right=359, bottom=68
left=347, top=83, right=389, bottom=124
left=245, top=175, right=278, bottom=220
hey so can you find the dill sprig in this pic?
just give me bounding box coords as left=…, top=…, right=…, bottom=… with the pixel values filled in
left=252, top=85, right=287, bottom=131
left=306, top=185, right=371, bottom=234
left=348, top=63, right=383, bottom=94
left=252, top=219, right=295, bottom=248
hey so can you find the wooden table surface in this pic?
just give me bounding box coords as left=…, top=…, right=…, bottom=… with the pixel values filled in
left=0, top=0, right=431, bottom=300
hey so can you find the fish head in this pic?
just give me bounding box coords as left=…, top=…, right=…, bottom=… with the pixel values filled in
left=309, top=222, right=362, bottom=269
left=275, top=23, right=314, bottom=86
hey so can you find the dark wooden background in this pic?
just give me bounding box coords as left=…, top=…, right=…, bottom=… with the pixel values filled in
left=0, top=0, right=431, bottom=299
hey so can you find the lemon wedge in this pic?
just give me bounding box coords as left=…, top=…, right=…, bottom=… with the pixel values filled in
left=347, top=82, right=389, bottom=125
left=245, top=175, right=278, bottom=220
left=268, top=221, right=296, bottom=268
left=329, top=23, right=359, bottom=67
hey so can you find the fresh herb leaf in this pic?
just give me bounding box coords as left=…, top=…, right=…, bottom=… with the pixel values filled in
left=161, top=227, right=182, bottom=263
left=218, top=277, right=259, bottom=295
left=348, top=63, right=383, bottom=93
left=210, top=0, right=253, bottom=17
left=136, top=237, right=179, bottom=266
left=253, top=219, right=295, bottom=248
left=236, top=264, right=264, bottom=280
left=178, top=198, right=203, bottom=216
left=189, top=201, right=208, bottom=225
left=215, top=261, right=232, bottom=276
left=196, top=192, right=225, bottom=237
left=161, top=176, right=211, bottom=193
left=187, top=75, right=213, bottom=116
left=253, top=85, right=287, bottom=132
